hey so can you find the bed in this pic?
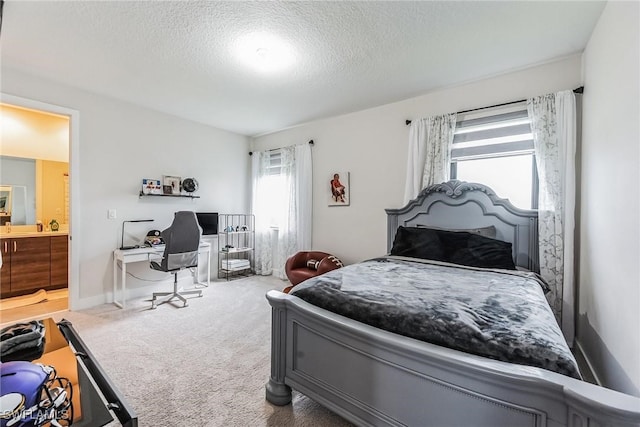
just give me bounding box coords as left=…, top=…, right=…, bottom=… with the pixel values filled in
left=265, top=180, right=640, bottom=427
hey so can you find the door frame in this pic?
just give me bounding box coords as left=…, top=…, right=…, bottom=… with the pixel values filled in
left=1, top=93, right=80, bottom=310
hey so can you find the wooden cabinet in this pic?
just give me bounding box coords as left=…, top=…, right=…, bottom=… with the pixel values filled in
left=10, top=237, right=51, bottom=293
left=1, top=239, right=11, bottom=295
left=50, top=235, right=68, bottom=288
left=0, top=234, right=68, bottom=298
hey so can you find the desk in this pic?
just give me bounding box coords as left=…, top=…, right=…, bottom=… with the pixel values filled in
left=112, top=242, right=210, bottom=308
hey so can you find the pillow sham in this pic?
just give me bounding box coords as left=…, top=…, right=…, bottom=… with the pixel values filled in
left=390, top=226, right=445, bottom=260
left=390, top=226, right=516, bottom=270
left=447, top=232, right=516, bottom=270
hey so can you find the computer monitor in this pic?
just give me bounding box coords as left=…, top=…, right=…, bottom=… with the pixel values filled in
left=196, top=212, right=218, bottom=235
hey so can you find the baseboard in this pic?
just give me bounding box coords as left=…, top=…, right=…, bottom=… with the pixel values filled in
left=574, top=339, right=603, bottom=386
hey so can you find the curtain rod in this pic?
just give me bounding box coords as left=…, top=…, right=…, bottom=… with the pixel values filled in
left=249, top=140, right=314, bottom=156
left=405, top=86, right=584, bottom=126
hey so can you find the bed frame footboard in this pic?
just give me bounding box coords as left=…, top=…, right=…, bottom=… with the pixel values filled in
left=265, top=291, right=640, bottom=427
left=266, top=300, right=293, bottom=406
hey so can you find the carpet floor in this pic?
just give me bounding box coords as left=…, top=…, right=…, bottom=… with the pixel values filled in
left=53, top=275, right=353, bottom=427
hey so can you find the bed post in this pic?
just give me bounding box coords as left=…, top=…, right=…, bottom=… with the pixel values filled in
left=265, top=291, right=292, bottom=405
left=386, top=214, right=399, bottom=253
left=528, top=216, right=539, bottom=273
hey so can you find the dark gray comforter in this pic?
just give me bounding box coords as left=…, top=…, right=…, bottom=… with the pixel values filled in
left=291, top=256, right=581, bottom=379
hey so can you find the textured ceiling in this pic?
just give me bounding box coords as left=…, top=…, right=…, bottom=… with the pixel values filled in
left=1, top=1, right=605, bottom=136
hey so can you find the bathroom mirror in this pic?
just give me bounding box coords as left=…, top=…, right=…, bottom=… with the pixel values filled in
left=0, top=185, right=12, bottom=225
left=0, top=156, right=68, bottom=226
left=0, top=185, right=12, bottom=214
left=0, top=184, right=29, bottom=226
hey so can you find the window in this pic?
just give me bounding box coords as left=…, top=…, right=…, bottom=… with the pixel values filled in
left=256, top=149, right=287, bottom=227
left=450, top=105, right=538, bottom=209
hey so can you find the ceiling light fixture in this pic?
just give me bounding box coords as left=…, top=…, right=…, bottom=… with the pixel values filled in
left=256, top=47, right=269, bottom=59
left=235, top=32, right=294, bottom=73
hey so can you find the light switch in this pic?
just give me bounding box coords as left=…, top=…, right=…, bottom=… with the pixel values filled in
left=108, top=209, right=117, bottom=219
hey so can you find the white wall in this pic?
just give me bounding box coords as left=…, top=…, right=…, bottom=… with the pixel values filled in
left=1, top=68, right=251, bottom=308
left=252, top=56, right=583, bottom=265
left=579, top=1, right=640, bottom=396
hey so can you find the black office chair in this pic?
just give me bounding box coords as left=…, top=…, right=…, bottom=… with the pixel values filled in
left=150, top=211, right=203, bottom=308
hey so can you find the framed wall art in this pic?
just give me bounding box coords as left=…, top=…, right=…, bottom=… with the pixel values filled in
left=142, top=178, right=162, bottom=195
left=163, top=175, right=181, bottom=195
left=328, top=171, right=349, bottom=206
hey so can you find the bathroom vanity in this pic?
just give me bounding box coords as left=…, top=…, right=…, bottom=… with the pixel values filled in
left=0, top=232, right=68, bottom=298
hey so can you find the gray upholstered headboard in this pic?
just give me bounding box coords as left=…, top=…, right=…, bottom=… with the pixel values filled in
left=385, top=180, right=539, bottom=272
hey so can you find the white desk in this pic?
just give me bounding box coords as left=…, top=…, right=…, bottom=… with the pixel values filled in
left=112, top=242, right=210, bottom=308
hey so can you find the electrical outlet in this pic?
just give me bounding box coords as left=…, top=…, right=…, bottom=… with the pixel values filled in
left=108, top=209, right=117, bottom=219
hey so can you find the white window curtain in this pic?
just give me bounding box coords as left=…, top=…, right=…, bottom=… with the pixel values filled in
left=294, top=144, right=313, bottom=252
left=252, top=151, right=274, bottom=276
left=527, top=90, right=576, bottom=345
left=251, top=144, right=312, bottom=278
left=403, top=113, right=457, bottom=204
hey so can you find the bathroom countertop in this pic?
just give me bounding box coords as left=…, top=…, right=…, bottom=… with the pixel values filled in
left=0, top=230, right=69, bottom=238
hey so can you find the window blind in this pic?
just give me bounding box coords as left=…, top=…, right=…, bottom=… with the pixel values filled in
left=452, top=109, right=533, bottom=161
left=266, top=150, right=282, bottom=175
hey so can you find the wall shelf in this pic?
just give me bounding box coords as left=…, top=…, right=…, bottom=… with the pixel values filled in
left=138, top=191, right=200, bottom=199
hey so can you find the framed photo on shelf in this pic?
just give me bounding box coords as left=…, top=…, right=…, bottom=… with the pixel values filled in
left=329, top=171, right=349, bottom=206
left=163, top=175, right=181, bottom=195
left=142, top=178, right=162, bottom=195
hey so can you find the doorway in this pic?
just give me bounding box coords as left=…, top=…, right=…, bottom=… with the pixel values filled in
left=0, top=94, right=80, bottom=324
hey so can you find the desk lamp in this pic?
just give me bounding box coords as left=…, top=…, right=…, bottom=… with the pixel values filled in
left=120, top=219, right=154, bottom=250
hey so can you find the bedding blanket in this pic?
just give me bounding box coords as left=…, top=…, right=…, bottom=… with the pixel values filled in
left=291, top=256, right=581, bottom=379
